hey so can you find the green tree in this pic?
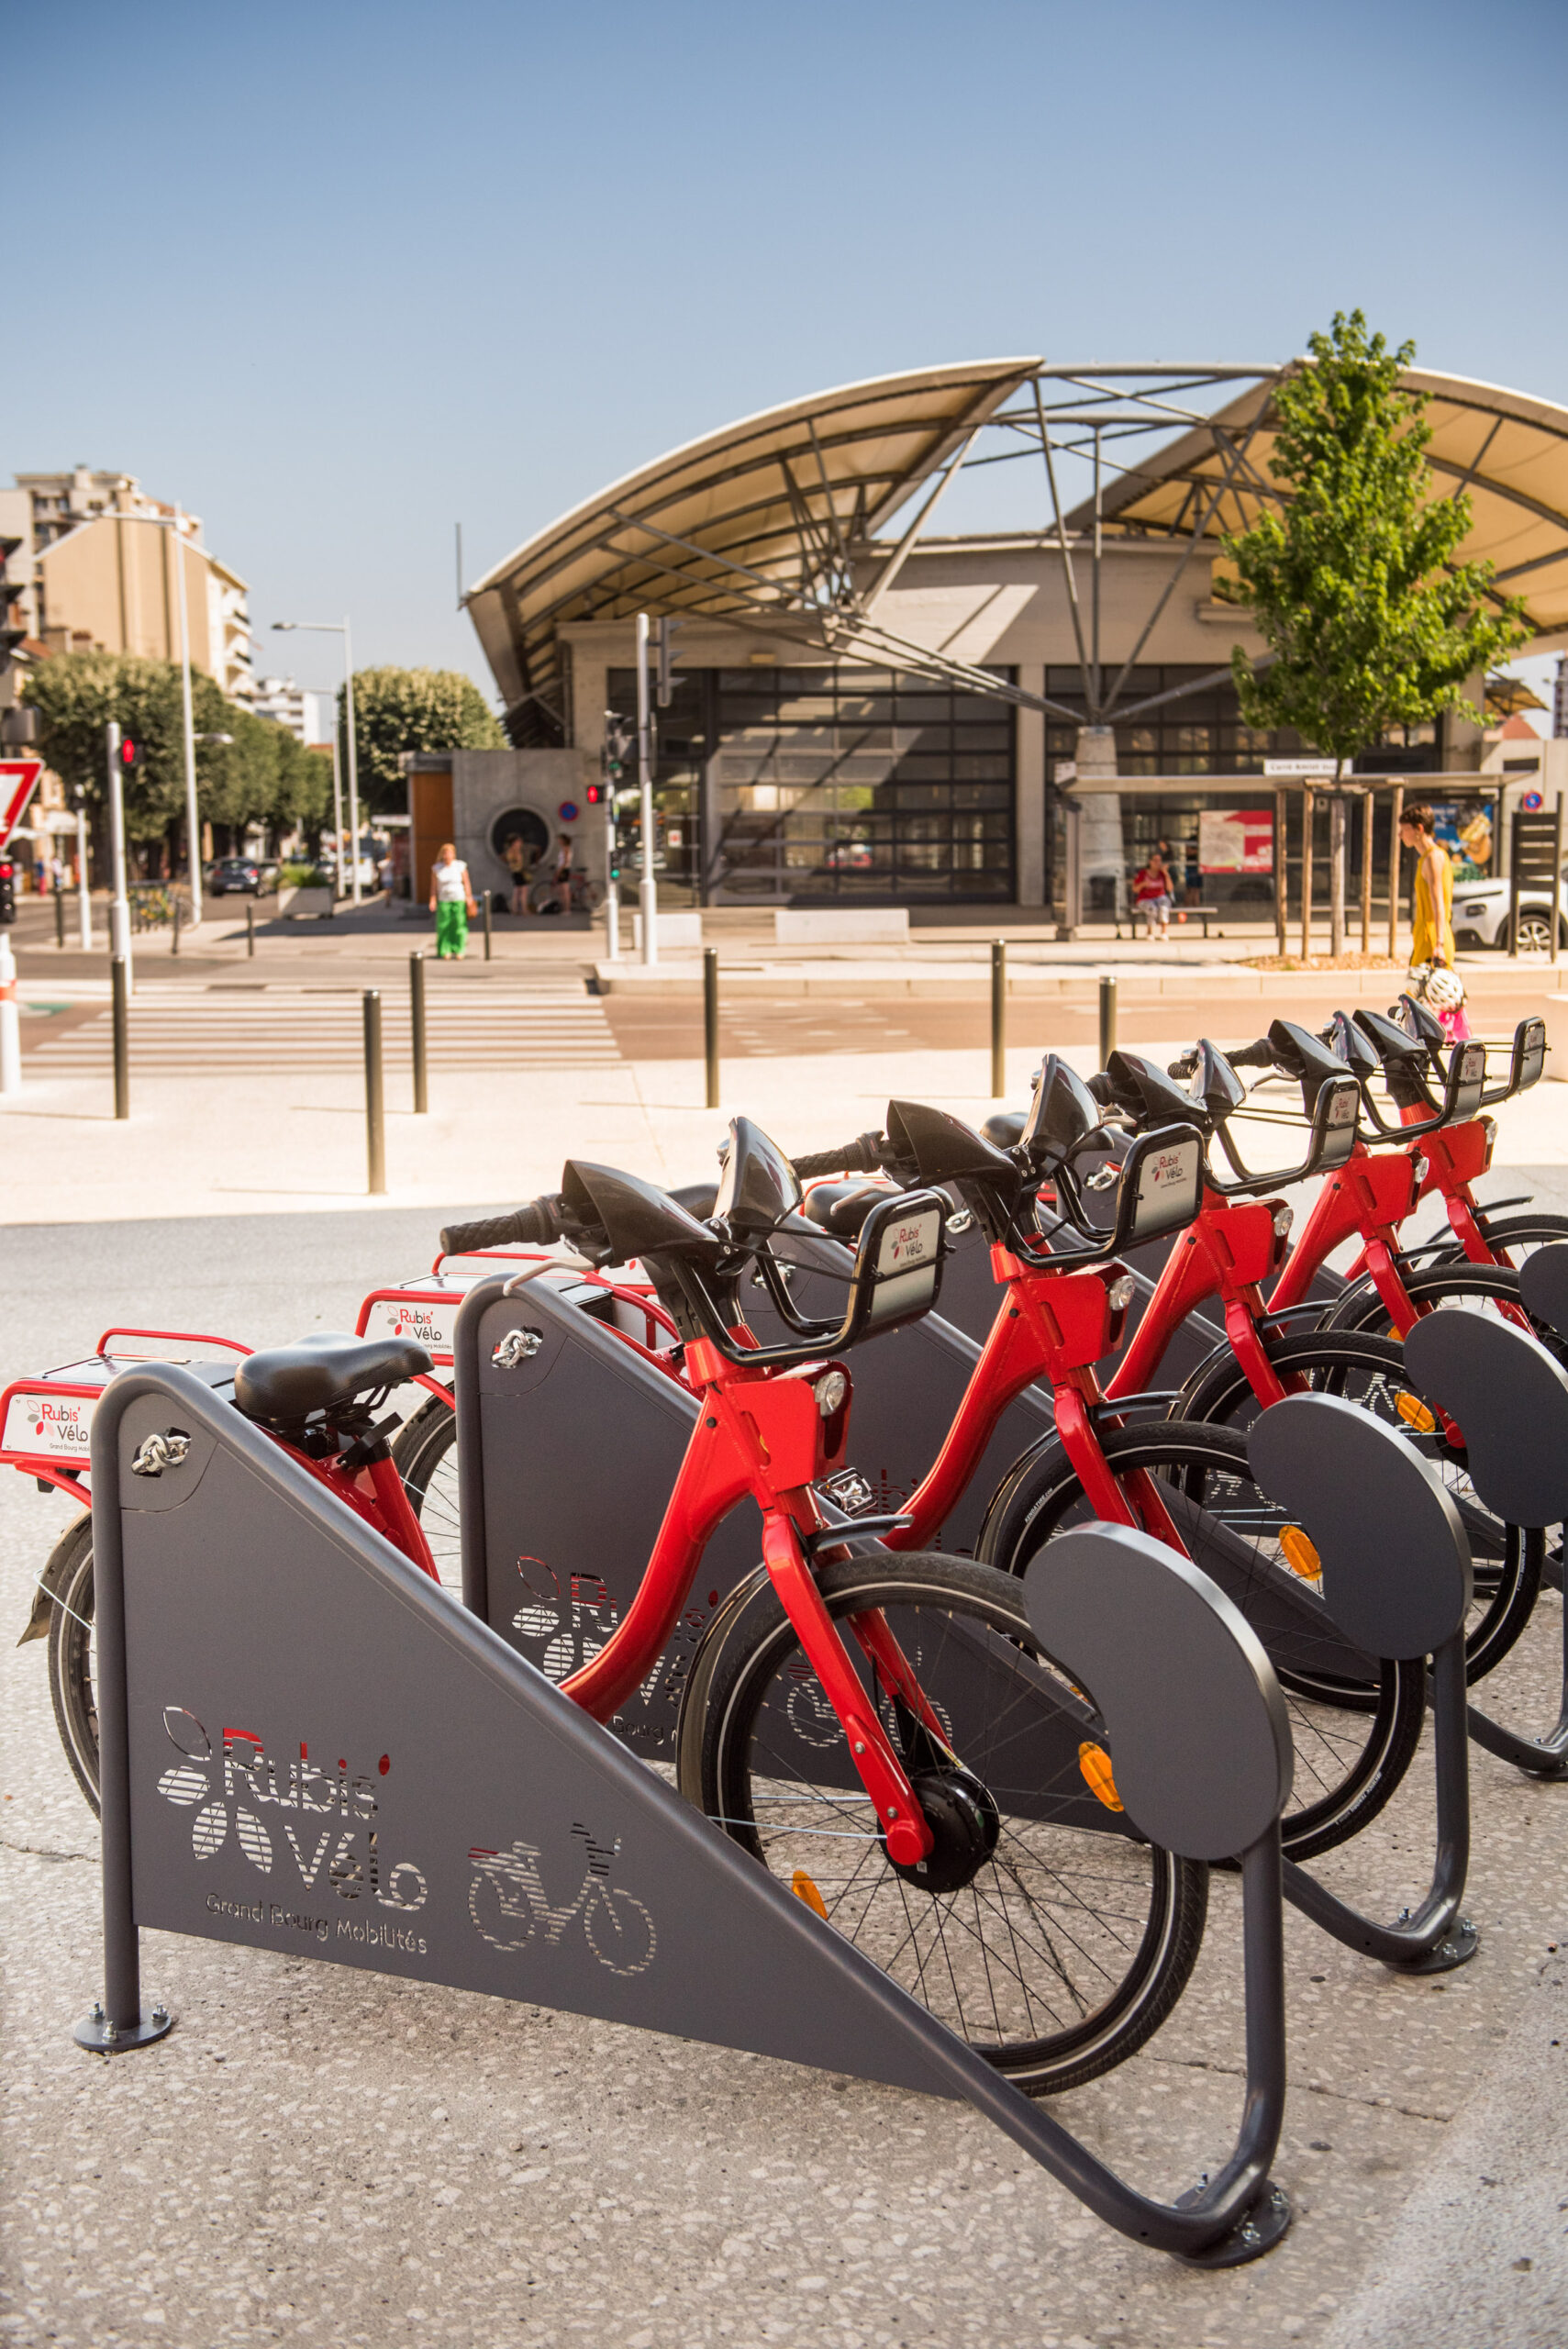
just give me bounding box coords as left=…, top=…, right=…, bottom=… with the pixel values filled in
left=21, top=650, right=330, bottom=875
left=343, top=665, right=504, bottom=811
left=1219, top=310, right=1529, bottom=954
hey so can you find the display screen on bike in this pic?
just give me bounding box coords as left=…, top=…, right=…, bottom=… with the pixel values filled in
left=863, top=1202, right=943, bottom=1328
left=1120, top=1130, right=1204, bottom=1248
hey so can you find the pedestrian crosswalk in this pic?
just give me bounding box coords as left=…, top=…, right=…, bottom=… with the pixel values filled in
left=19, top=980, right=622, bottom=1074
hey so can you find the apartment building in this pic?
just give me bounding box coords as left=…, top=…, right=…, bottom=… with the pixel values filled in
left=0, top=467, right=253, bottom=702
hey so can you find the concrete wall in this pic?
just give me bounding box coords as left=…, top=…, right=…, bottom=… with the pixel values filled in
left=448, top=747, right=599, bottom=899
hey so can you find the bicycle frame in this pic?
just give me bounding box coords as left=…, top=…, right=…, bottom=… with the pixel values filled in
left=548, top=1332, right=950, bottom=1869
left=1, top=1325, right=439, bottom=1585
left=1106, top=1188, right=1294, bottom=1408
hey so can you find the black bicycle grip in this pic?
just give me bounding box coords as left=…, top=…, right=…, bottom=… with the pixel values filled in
left=789, top=1132, right=888, bottom=1182
left=1228, top=1040, right=1276, bottom=1071
left=439, top=1197, right=563, bottom=1254
left=1166, top=1048, right=1200, bottom=1079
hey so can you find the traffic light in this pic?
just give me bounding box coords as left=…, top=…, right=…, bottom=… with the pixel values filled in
left=601, top=712, right=635, bottom=785
left=120, top=736, right=143, bottom=772
left=0, top=859, right=15, bottom=925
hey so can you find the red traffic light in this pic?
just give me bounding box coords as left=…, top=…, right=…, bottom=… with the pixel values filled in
left=120, top=738, right=141, bottom=767
left=585, top=782, right=605, bottom=805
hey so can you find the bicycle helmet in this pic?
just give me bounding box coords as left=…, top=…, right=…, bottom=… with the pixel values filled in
left=1421, top=965, right=1466, bottom=1012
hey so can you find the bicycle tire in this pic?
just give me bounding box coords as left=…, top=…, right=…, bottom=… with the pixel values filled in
left=690, top=1548, right=1208, bottom=2096
left=1321, top=1261, right=1536, bottom=1339
left=44, top=1514, right=100, bottom=1815
left=975, top=1419, right=1426, bottom=1863
left=1421, top=1214, right=1568, bottom=1273
left=1176, top=1323, right=1540, bottom=1686
left=392, top=1389, right=462, bottom=1591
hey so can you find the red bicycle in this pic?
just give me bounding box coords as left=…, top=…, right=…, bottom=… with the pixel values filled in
left=6, top=1326, right=440, bottom=1810
left=451, top=1121, right=1221, bottom=2093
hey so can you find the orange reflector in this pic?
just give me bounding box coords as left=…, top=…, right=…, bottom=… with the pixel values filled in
left=1396, top=1393, right=1438, bottom=1435
left=791, top=1869, right=828, bottom=1920
left=1077, top=1742, right=1124, bottom=1812
left=1280, top=1525, right=1322, bottom=1581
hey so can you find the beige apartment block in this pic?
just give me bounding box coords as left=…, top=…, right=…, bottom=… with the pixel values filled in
left=6, top=467, right=253, bottom=702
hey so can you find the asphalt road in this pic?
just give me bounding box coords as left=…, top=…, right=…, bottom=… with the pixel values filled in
left=2, top=1211, right=1565, bottom=2348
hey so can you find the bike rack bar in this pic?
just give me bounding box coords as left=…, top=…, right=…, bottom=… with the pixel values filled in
left=1249, top=1392, right=1479, bottom=1971
left=1407, top=1283, right=1568, bottom=1779
left=79, top=1365, right=1294, bottom=2266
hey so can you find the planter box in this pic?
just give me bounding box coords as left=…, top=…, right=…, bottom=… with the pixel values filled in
left=277, top=885, right=336, bottom=919
left=773, top=908, right=909, bottom=945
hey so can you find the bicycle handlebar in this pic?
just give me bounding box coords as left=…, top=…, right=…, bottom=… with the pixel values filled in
left=1166, top=1039, right=1273, bottom=1080
left=439, top=1197, right=567, bottom=1255
left=789, top=1132, right=890, bottom=1182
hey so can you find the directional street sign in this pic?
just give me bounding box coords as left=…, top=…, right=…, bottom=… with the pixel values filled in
left=1262, top=757, right=1338, bottom=778
left=0, top=759, right=44, bottom=850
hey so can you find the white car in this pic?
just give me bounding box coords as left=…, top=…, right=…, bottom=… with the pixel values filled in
left=1451, top=874, right=1567, bottom=953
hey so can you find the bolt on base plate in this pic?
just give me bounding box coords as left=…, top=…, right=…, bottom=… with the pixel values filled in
left=73, top=2002, right=173, bottom=2054
left=1176, top=2182, right=1292, bottom=2267
left=1394, top=1920, right=1481, bottom=1976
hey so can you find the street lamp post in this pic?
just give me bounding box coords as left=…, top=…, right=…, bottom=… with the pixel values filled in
left=273, top=618, right=361, bottom=904
left=102, top=508, right=207, bottom=924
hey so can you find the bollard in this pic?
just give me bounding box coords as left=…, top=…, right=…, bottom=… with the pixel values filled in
left=483, top=892, right=493, bottom=962
left=246, top=901, right=255, bottom=958
left=171, top=898, right=181, bottom=958
left=363, top=990, right=386, bottom=1194
left=111, top=955, right=129, bottom=1119
left=54, top=885, right=65, bottom=952
left=703, top=946, right=720, bottom=1109
left=990, top=938, right=1006, bottom=1099
left=1098, top=974, right=1117, bottom=1071
left=0, top=929, right=19, bottom=1097
left=410, top=952, right=428, bottom=1114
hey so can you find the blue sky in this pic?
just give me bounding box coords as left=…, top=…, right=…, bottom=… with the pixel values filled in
left=11, top=0, right=1566, bottom=707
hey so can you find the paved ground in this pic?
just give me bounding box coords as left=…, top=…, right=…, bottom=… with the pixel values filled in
left=1, top=1211, right=1565, bottom=2349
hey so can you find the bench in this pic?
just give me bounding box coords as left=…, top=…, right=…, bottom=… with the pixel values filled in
left=1115, top=902, right=1224, bottom=941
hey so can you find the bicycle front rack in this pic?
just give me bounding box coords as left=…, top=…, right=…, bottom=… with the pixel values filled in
left=76, top=1364, right=1295, bottom=2267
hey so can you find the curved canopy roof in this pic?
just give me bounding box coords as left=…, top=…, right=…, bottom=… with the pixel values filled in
left=469, top=358, right=1568, bottom=738
left=466, top=358, right=1040, bottom=730
left=1080, top=368, right=1568, bottom=651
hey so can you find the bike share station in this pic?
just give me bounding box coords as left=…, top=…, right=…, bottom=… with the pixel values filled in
left=17, top=998, right=1568, bottom=2276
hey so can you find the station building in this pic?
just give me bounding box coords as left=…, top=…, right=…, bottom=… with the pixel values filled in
left=453, top=360, right=1568, bottom=924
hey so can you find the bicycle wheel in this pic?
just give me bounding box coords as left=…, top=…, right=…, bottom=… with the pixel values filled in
left=690, top=1549, right=1208, bottom=2096
left=43, top=1514, right=100, bottom=1814
left=392, top=1390, right=462, bottom=1592
left=977, top=1419, right=1426, bottom=1864
left=1182, top=1323, right=1540, bottom=1684
left=1421, top=1214, right=1568, bottom=1275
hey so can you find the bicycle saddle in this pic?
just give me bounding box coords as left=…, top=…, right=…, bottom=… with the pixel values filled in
left=802, top=1180, right=887, bottom=1238
left=981, top=1108, right=1027, bottom=1150
left=234, top=1332, right=434, bottom=1426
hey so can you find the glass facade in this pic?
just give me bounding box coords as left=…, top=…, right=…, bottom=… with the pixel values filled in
left=608, top=664, right=1016, bottom=906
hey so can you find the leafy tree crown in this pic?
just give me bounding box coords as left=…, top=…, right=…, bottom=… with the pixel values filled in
left=1219, top=310, right=1529, bottom=769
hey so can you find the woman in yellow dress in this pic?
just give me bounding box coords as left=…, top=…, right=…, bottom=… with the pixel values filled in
left=1401, top=802, right=1455, bottom=971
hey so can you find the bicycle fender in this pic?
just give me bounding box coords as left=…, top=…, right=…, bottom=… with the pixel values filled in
left=17, top=1520, right=86, bottom=1646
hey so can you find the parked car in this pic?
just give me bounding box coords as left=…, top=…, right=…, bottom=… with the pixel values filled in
left=1451, top=874, right=1568, bottom=952
left=210, top=857, right=262, bottom=897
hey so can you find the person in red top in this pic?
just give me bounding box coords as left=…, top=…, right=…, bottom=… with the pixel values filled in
left=1133, top=847, right=1174, bottom=940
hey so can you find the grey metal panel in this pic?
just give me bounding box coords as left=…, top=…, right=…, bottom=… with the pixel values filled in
left=105, top=1366, right=963, bottom=2096
left=1518, top=1241, right=1568, bottom=1339
left=1023, top=1523, right=1293, bottom=1863
left=1404, top=1307, right=1568, bottom=1530
left=1247, top=1394, right=1472, bottom=1661
left=456, top=1277, right=761, bottom=1753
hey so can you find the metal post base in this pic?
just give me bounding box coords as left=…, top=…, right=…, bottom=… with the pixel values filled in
left=1176, top=2182, right=1292, bottom=2268
left=1468, top=1707, right=1568, bottom=1777
left=73, top=2001, right=173, bottom=2054
left=1390, top=1920, right=1479, bottom=1975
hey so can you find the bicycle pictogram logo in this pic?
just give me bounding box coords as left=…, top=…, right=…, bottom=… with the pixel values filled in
left=468, top=1822, right=656, bottom=1976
